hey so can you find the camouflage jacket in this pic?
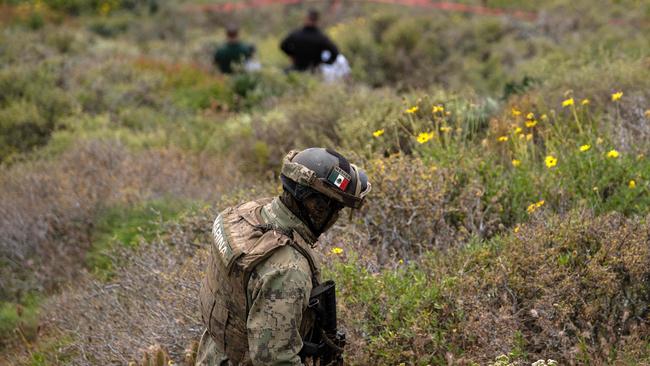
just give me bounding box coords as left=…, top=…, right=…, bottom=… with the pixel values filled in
left=198, top=197, right=320, bottom=366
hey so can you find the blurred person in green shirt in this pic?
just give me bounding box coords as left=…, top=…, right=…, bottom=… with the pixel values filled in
left=214, top=25, right=255, bottom=74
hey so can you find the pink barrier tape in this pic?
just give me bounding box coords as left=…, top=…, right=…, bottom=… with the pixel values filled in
left=185, top=0, right=537, bottom=21
left=183, top=1, right=648, bottom=29
left=370, top=0, right=536, bottom=20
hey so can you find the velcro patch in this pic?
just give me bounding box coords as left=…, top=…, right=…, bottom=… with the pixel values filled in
left=327, top=166, right=351, bottom=191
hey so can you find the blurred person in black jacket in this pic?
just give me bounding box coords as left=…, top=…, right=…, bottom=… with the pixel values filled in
left=280, top=9, right=339, bottom=72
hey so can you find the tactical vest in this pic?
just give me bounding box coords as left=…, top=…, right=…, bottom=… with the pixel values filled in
left=199, top=198, right=320, bottom=365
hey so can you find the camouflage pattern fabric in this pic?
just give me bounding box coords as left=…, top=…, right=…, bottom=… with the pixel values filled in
left=197, top=197, right=319, bottom=366
left=245, top=243, right=313, bottom=365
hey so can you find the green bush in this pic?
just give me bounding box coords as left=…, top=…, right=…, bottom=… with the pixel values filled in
left=88, top=15, right=130, bottom=37
left=0, top=63, right=73, bottom=162
left=455, top=211, right=650, bottom=363
left=328, top=258, right=458, bottom=365
left=328, top=211, right=650, bottom=364
left=330, top=12, right=544, bottom=92
left=0, top=294, right=40, bottom=348
left=0, top=101, right=51, bottom=161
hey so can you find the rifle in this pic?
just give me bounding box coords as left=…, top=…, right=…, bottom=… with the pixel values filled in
left=300, top=280, right=346, bottom=366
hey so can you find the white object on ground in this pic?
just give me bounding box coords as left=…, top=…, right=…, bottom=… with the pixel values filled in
left=321, top=54, right=351, bottom=83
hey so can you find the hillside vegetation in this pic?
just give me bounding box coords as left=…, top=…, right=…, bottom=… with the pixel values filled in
left=0, top=0, right=649, bottom=365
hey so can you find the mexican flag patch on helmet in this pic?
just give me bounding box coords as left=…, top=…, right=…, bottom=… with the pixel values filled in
left=327, top=166, right=351, bottom=191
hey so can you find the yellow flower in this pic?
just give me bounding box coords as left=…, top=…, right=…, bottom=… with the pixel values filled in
left=628, top=180, right=636, bottom=189
left=606, top=149, right=620, bottom=159
left=526, top=203, right=536, bottom=213
left=405, top=106, right=419, bottom=114
left=526, top=133, right=533, bottom=141
left=545, top=155, right=558, bottom=168
left=497, top=136, right=508, bottom=142
left=99, top=2, right=112, bottom=16
left=330, top=247, right=344, bottom=255
left=372, top=129, right=385, bottom=137
left=440, top=126, right=452, bottom=133
left=581, top=98, right=590, bottom=105
left=514, top=127, right=523, bottom=134
left=527, top=200, right=545, bottom=214
left=526, top=112, right=535, bottom=120
left=432, top=105, right=445, bottom=113
left=514, top=225, right=521, bottom=233
left=525, top=120, right=538, bottom=128
left=511, top=108, right=521, bottom=117
left=579, top=144, right=591, bottom=152
left=512, top=159, right=521, bottom=167
left=416, top=131, right=434, bottom=144
left=611, top=91, right=623, bottom=101
left=562, top=98, right=574, bottom=107
left=541, top=114, right=548, bottom=120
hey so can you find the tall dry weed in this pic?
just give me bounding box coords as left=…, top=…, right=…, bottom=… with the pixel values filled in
left=44, top=211, right=212, bottom=365
left=0, top=140, right=241, bottom=302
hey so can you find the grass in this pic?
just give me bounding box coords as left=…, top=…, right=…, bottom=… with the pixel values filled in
left=86, top=198, right=195, bottom=281
left=23, top=335, right=75, bottom=366
left=0, top=294, right=41, bottom=349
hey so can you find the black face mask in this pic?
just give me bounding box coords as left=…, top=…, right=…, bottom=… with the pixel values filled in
left=283, top=183, right=343, bottom=237
left=302, top=193, right=343, bottom=234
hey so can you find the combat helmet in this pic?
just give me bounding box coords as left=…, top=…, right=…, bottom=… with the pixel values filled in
left=281, top=148, right=371, bottom=209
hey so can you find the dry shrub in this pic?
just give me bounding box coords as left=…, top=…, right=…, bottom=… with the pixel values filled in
left=456, top=210, right=650, bottom=363
left=0, top=139, right=240, bottom=302
left=246, top=85, right=349, bottom=168
left=326, top=153, right=502, bottom=266
left=43, top=209, right=213, bottom=365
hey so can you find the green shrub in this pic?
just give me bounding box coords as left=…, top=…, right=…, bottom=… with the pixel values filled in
left=0, top=294, right=40, bottom=348
left=0, top=63, right=74, bottom=162
left=328, top=211, right=650, bottom=364
left=453, top=211, right=650, bottom=363
left=328, top=258, right=458, bottom=365
left=86, top=198, right=191, bottom=281
left=0, top=101, right=51, bottom=161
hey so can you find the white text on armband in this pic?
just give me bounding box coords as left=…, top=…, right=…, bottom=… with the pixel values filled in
left=213, top=215, right=229, bottom=258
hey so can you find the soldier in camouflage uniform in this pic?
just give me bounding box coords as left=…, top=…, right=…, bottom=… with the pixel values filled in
left=197, top=148, right=371, bottom=366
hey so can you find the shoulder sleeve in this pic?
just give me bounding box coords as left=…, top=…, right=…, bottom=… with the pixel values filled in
left=280, top=31, right=297, bottom=55
left=246, top=247, right=312, bottom=365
